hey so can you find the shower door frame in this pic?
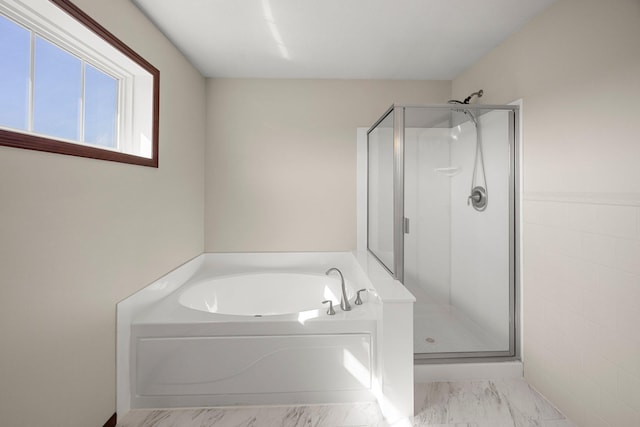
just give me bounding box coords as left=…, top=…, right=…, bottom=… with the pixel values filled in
left=366, top=105, right=405, bottom=280
left=367, top=104, right=521, bottom=362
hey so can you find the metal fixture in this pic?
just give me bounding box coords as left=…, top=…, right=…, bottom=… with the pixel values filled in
left=325, top=267, right=351, bottom=311
left=448, top=89, right=489, bottom=212
left=448, top=89, right=483, bottom=105
left=354, top=289, right=367, bottom=305
left=322, top=300, right=336, bottom=315
left=464, top=89, right=484, bottom=104
left=468, top=186, right=488, bottom=211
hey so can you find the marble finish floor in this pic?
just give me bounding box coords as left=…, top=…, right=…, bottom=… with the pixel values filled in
left=118, top=379, right=575, bottom=427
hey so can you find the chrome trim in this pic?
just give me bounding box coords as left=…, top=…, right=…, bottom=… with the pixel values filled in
left=415, top=350, right=513, bottom=361
left=508, top=109, right=516, bottom=358
left=513, top=106, right=522, bottom=360
left=326, top=267, right=351, bottom=311
left=367, top=104, right=395, bottom=135
left=366, top=108, right=395, bottom=276
left=393, top=107, right=405, bottom=283
left=468, top=186, right=488, bottom=211
left=415, top=354, right=520, bottom=364
left=392, top=104, right=520, bottom=111
left=321, top=300, right=336, bottom=315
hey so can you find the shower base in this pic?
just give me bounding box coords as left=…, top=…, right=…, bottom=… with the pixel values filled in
left=413, top=301, right=502, bottom=354
left=405, top=279, right=509, bottom=357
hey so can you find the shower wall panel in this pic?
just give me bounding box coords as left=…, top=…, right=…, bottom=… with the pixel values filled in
left=449, top=111, right=511, bottom=350
left=404, top=128, right=451, bottom=304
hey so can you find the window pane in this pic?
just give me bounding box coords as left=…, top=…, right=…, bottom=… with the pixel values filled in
left=33, top=35, right=81, bottom=141
left=84, top=64, right=117, bottom=148
left=0, top=14, right=30, bottom=130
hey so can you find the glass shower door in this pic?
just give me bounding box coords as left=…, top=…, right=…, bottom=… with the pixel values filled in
left=403, top=106, right=516, bottom=358
left=368, top=110, right=396, bottom=274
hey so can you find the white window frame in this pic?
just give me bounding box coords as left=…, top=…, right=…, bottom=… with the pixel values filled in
left=0, top=0, right=159, bottom=167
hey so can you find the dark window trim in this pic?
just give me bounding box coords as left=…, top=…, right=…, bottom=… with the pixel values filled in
left=0, top=0, right=160, bottom=168
left=103, top=412, right=117, bottom=427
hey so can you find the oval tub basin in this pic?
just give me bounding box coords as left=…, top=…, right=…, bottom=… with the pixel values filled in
left=178, top=272, right=353, bottom=316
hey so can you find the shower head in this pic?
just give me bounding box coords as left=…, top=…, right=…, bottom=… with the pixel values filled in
left=448, top=106, right=478, bottom=127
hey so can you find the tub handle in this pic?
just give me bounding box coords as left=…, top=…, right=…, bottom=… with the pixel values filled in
left=355, top=289, right=367, bottom=305
left=322, top=300, right=336, bottom=315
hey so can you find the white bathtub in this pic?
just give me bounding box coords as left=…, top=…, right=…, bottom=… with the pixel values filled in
left=179, top=272, right=354, bottom=316
left=118, top=252, right=415, bottom=421
left=127, top=255, right=379, bottom=409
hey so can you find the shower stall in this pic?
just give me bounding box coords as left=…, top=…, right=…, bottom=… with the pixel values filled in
left=367, top=101, right=519, bottom=361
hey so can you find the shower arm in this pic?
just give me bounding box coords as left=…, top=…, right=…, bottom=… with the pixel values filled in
left=463, top=89, right=484, bottom=104
left=448, top=89, right=484, bottom=105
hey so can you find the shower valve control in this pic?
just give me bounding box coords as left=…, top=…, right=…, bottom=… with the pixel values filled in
left=468, top=186, right=488, bottom=211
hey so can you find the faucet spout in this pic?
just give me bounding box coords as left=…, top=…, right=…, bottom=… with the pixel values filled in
left=325, top=267, right=351, bottom=311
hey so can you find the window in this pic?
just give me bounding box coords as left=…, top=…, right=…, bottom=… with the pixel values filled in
left=0, top=0, right=159, bottom=167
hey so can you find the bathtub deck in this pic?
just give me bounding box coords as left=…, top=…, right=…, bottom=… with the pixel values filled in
left=117, top=378, right=575, bottom=427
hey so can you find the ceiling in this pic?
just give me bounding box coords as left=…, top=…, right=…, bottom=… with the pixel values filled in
left=132, top=0, right=557, bottom=80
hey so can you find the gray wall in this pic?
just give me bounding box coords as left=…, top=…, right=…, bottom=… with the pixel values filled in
left=454, top=0, right=640, bottom=425
left=205, top=79, right=451, bottom=252
left=0, top=1, right=206, bottom=425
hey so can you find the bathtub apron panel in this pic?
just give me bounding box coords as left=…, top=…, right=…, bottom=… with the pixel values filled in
left=132, top=333, right=374, bottom=407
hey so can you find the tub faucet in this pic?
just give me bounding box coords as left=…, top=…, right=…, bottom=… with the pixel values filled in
left=325, top=267, right=351, bottom=311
